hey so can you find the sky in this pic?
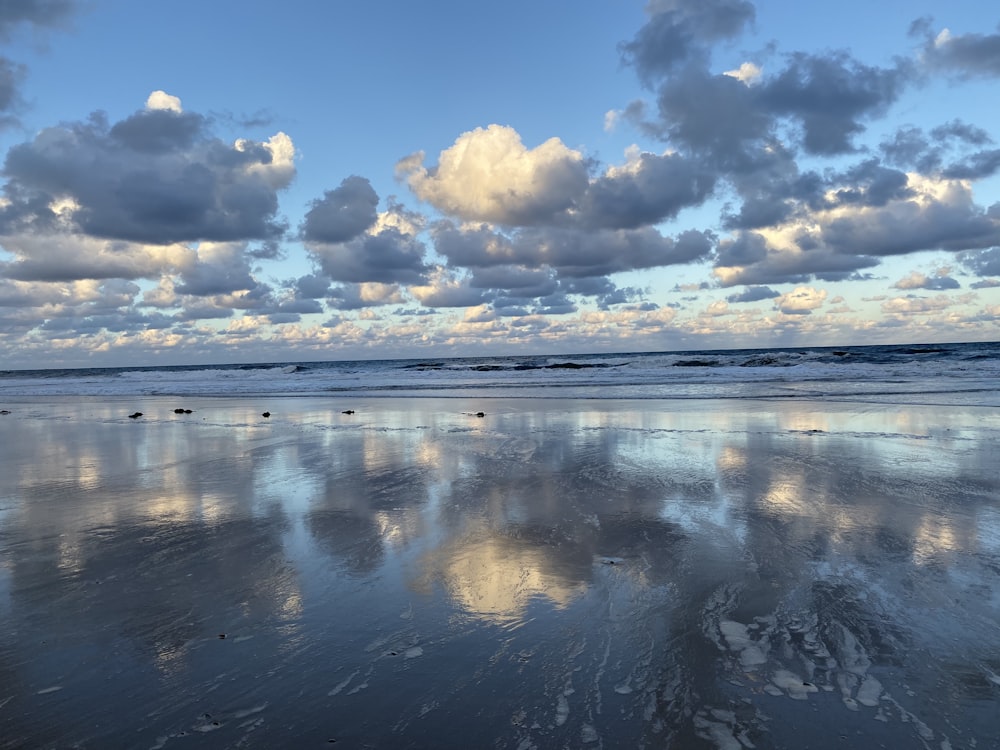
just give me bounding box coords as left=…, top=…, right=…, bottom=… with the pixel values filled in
left=0, top=0, right=999, bottom=367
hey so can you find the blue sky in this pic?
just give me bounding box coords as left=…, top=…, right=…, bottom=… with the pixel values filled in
left=0, top=0, right=998, bottom=367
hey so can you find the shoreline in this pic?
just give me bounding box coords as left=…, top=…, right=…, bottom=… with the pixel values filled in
left=1, top=395, right=998, bottom=747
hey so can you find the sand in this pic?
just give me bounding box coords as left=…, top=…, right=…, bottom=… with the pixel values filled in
left=0, top=395, right=998, bottom=748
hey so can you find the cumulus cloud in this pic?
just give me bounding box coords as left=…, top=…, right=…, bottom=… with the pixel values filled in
left=959, top=246, right=1000, bottom=276
left=726, top=285, right=779, bottom=303
left=881, top=294, right=956, bottom=314
left=918, top=23, right=1000, bottom=78
left=758, top=52, right=910, bottom=155
left=409, top=269, right=490, bottom=308
left=620, top=0, right=755, bottom=83
left=714, top=174, right=1000, bottom=286
left=0, top=95, right=295, bottom=246
left=397, top=125, right=588, bottom=226
left=892, top=269, right=960, bottom=290
left=431, top=220, right=713, bottom=279
left=302, top=176, right=379, bottom=244
left=327, top=282, right=404, bottom=310
left=577, top=147, right=717, bottom=229
left=774, top=286, right=827, bottom=314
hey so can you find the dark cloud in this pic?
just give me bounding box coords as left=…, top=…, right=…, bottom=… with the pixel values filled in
left=726, top=285, right=779, bottom=303
left=715, top=231, right=768, bottom=266
left=653, top=68, right=774, bottom=171
left=533, top=292, right=577, bottom=315
left=0, top=57, right=27, bottom=128
left=301, top=176, right=378, bottom=244
left=828, top=160, right=912, bottom=207
left=919, top=24, right=1000, bottom=78
left=432, top=221, right=713, bottom=278
left=108, top=108, right=205, bottom=153
left=468, top=265, right=557, bottom=297
left=309, top=228, right=429, bottom=285
left=174, top=252, right=258, bottom=296
left=759, top=52, right=911, bottom=155
left=1, top=103, right=294, bottom=245
left=411, top=278, right=488, bottom=309
left=577, top=151, right=717, bottom=229
left=620, top=0, right=755, bottom=83
left=942, top=149, right=1000, bottom=180
left=294, top=273, right=331, bottom=299
left=820, top=190, right=1000, bottom=257
left=960, top=247, right=1000, bottom=276
left=0, top=0, right=74, bottom=38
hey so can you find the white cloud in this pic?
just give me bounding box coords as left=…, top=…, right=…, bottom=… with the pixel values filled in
left=723, top=62, right=762, bottom=85
left=397, top=124, right=588, bottom=226
left=145, top=90, right=183, bottom=112
left=775, top=286, right=827, bottom=314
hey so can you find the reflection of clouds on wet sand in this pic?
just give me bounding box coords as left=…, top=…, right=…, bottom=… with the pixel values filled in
left=0, top=397, right=997, bottom=747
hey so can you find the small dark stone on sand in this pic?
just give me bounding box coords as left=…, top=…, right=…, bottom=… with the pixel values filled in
left=128, top=412, right=142, bottom=419
left=476, top=412, right=485, bottom=418
left=174, top=408, right=185, bottom=414
left=184, top=409, right=193, bottom=413
left=342, top=409, right=355, bottom=415
left=218, top=634, right=226, bottom=639
left=0, top=409, right=10, bottom=415
left=262, top=412, right=270, bottom=418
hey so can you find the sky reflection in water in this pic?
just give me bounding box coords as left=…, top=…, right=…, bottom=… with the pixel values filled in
left=0, top=397, right=998, bottom=748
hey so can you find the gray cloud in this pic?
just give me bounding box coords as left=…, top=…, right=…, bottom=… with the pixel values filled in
left=758, top=52, right=911, bottom=155
left=0, top=0, right=74, bottom=37
left=919, top=24, right=1000, bottom=78
left=1, top=103, right=294, bottom=245
left=174, top=246, right=259, bottom=297
left=309, top=228, right=429, bottom=285
left=578, top=151, right=717, bottom=229
left=301, top=176, right=378, bottom=244
left=960, top=246, right=1000, bottom=276
left=726, top=285, right=779, bottom=303
left=620, top=0, right=755, bottom=83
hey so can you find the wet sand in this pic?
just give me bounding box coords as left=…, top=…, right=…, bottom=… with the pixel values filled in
left=1, top=396, right=998, bottom=748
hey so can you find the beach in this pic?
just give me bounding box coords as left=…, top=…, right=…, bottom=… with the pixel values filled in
left=1, top=393, right=998, bottom=748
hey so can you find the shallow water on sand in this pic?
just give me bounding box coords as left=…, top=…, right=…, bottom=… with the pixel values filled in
left=0, top=397, right=998, bottom=748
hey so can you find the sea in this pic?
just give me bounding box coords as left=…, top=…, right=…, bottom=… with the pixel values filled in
left=2, top=340, right=999, bottom=404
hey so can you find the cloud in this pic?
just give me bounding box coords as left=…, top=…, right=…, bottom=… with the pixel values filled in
left=431, top=221, right=714, bottom=278
left=880, top=294, right=956, bottom=314
left=409, top=269, right=490, bottom=308
left=301, top=176, right=379, bottom=244
left=0, top=0, right=75, bottom=37
left=724, top=62, right=763, bottom=85
left=919, top=24, right=1000, bottom=78
left=892, top=269, right=960, bottom=291
left=758, top=52, right=910, bottom=155
left=309, top=227, right=428, bottom=285
left=959, top=246, right=1000, bottom=276
left=619, top=0, right=755, bottom=83
left=577, top=146, right=717, bottom=229
left=726, top=285, right=779, bottom=303
left=774, top=286, right=827, bottom=314
left=715, top=174, right=1000, bottom=286
left=0, top=93, right=295, bottom=245
left=969, top=278, right=999, bottom=289
left=327, top=282, right=404, bottom=310
left=397, top=125, right=588, bottom=226
left=0, top=232, right=196, bottom=282
left=173, top=242, right=261, bottom=296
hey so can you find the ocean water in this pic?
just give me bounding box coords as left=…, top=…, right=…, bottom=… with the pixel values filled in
left=2, top=341, right=999, bottom=403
